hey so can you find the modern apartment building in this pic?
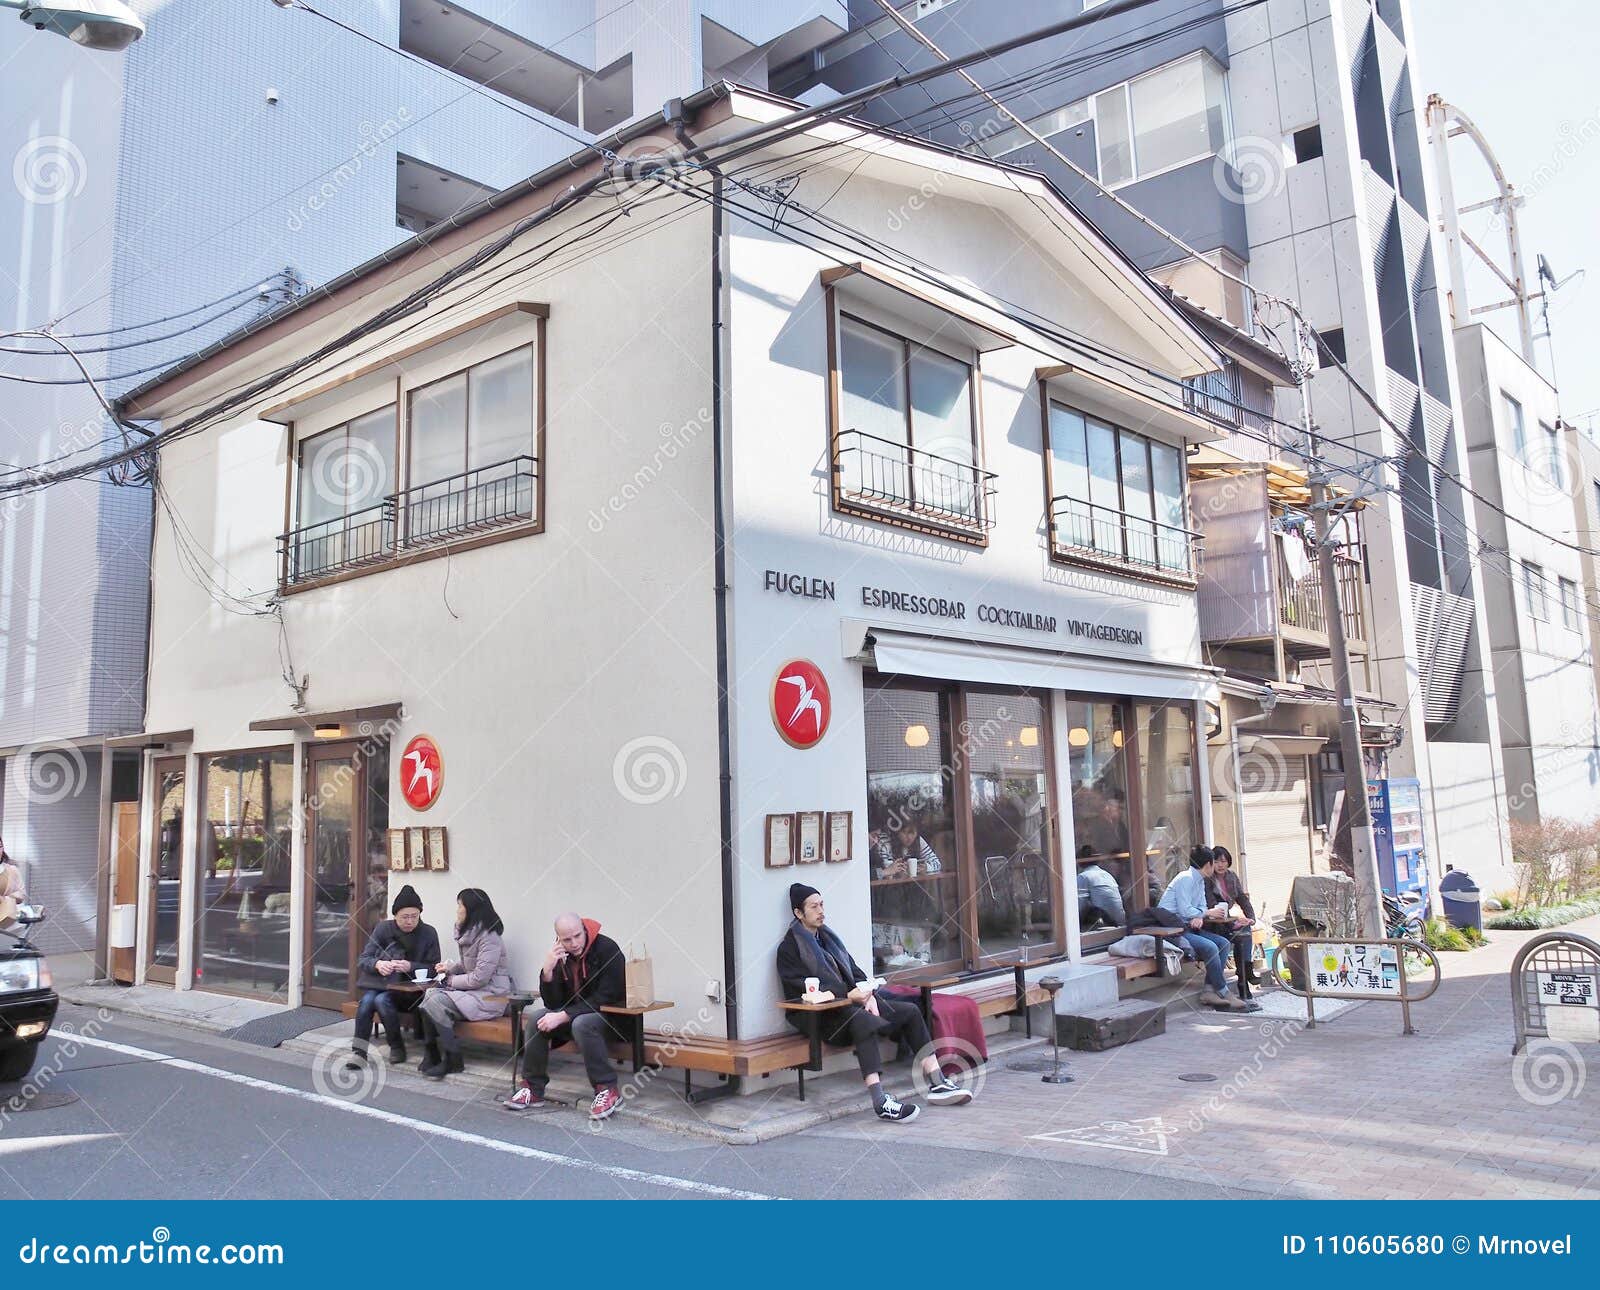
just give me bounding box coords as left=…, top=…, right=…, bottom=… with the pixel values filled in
left=775, top=0, right=1518, bottom=904
left=0, top=0, right=851, bottom=955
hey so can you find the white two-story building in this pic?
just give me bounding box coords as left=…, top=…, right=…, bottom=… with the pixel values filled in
left=110, top=84, right=1232, bottom=1077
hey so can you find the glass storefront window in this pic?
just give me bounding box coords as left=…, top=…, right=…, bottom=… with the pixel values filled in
left=863, top=684, right=962, bottom=974
left=195, top=748, right=294, bottom=1000
left=1065, top=699, right=1134, bottom=940
left=149, top=762, right=186, bottom=976
left=965, top=691, right=1059, bottom=961
left=1135, top=699, right=1199, bottom=906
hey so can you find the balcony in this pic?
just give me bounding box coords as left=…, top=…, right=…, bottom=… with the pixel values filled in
left=1275, top=532, right=1368, bottom=656
left=832, top=429, right=996, bottom=541
left=1048, top=495, right=1201, bottom=584
left=279, top=456, right=538, bottom=587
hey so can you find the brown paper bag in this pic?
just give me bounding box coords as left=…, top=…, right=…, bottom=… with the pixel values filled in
left=624, top=943, right=654, bottom=1008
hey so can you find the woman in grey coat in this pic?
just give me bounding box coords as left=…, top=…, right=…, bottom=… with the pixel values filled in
left=418, top=888, right=512, bottom=1079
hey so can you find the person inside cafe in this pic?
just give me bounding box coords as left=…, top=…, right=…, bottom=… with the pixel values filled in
left=1206, top=846, right=1262, bottom=992
left=418, top=888, right=512, bottom=1079
left=1076, top=845, right=1127, bottom=930
left=1157, top=847, right=1259, bottom=1013
left=1088, top=791, right=1131, bottom=859
left=873, top=815, right=943, bottom=878
left=345, top=884, right=442, bottom=1071
left=777, top=883, right=974, bottom=1123
left=505, top=912, right=627, bottom=1121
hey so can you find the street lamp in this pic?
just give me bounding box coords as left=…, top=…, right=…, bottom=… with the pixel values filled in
left=2, top=0, right=144, bottom=50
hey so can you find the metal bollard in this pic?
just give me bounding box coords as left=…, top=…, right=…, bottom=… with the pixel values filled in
left=1038, top=976, right=1073, bottom=1084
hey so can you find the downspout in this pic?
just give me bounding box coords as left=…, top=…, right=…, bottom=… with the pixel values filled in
left=1229, top=684, right=1277, bottom=870
left=668, top=101, right=741, bottom=1054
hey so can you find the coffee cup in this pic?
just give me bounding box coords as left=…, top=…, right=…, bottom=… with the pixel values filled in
left=413, top=968, right=430, bottom=983
left=804, top=977, right=820, bottom=996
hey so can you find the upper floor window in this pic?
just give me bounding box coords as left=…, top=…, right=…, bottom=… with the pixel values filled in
left=1538, top=421, right=1564, bottom=488
left=1522, top=560, right=1549, bottom=621
left=1095, top=53, right=1228, bottom=186
left=1503, top=391, right=1527, bottom=458
left=1559, top=576, right=1582, bottom=631
left=832, top=312, right=994, bottom=539
left=282, top=319, right=543, bottom=589
left=1045, top=401, right=1194, bottom=580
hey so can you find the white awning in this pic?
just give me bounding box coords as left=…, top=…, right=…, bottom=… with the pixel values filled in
left=863, top=628, right=1217, bottom=702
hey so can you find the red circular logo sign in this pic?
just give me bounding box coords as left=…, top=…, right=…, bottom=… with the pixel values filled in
left=771, top=659, right=831, bottom=749
left=399, top=735, right=443, bottom=811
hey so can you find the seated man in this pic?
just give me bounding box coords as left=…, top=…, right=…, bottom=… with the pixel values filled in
left=1077, top=852, right=1126, bottom=929
left=777, top=883, right=973, bottom=1123
left=506, top=913, right=627, bottom=1121
left=346, top=884, right=441, bottom=1070
left=1158, top=847, right=1259, bottom=1013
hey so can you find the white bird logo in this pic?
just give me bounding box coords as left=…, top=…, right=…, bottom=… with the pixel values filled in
left=780, top=673, right=823, bottom=734
left=404, top=747, right=436, bottom=800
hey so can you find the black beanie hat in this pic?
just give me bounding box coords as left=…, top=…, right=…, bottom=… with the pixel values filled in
left=789, top=882, right=820, bottom=915
left=391, top=884, right=423, bottom=915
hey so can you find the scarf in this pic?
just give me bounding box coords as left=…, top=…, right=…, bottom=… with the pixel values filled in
left=788, top=918, right=856, bottom=991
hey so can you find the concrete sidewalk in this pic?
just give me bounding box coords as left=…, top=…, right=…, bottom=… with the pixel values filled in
left=804, top=919, right=1600, bottom=1199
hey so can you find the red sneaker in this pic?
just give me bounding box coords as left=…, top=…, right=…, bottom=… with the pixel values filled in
left=589, top=1085, right=620, bottom=1121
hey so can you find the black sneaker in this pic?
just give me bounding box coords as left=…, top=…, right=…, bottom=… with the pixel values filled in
left=875, top=1095, right=920, bottom=1123
left=926, top=1078, right=973, bottom=1106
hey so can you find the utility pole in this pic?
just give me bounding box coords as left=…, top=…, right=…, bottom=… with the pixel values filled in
left=1297, top=320, right=1386, bottom=941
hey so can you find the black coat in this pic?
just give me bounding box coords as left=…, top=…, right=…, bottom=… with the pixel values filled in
left=355, top=918, right=442, bottom=992
left=539, top=928, right=625, bottom=1018
left=1206, top=871, right=1257, bottom=922
left=776, top=921, right=894, bottom=1042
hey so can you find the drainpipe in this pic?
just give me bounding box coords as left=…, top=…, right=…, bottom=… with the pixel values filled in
left=667, top=101, right=741, bottom=1055
left=1229, top=684, right=1278, bottom=869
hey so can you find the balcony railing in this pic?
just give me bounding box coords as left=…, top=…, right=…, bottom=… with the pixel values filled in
left=833, top=429, right=997, bottom=537
left=1276, top=531, right=1367, bottom=649
left=1049, top=494, right=1201, bottom=581
left=279, top=455, right=538, bottom=586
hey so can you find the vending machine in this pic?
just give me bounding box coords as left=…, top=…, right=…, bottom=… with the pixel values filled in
left=1366, top=776, right=1430, bottom=916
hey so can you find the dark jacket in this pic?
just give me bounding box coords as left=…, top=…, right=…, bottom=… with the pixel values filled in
left=355, top=918, right=442, bottom=993
left=776, top=919, right=871, bottom=1001
left=539, top=919, right=625, bottom=1018
left=1207, top=870, right=1257, bottom=922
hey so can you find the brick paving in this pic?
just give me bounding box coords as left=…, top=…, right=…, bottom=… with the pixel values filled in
left=805, top=919, right=1600, bottom=1199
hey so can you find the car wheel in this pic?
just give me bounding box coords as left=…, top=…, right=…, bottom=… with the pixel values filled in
left=0, top=1043, right=39, bottom=1084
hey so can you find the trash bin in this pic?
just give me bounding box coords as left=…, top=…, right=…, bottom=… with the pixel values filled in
left=1439, top=867, right=1482, bottom=933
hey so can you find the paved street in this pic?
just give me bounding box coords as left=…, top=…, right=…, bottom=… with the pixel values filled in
left=6, top=920, right=1594, bottom=1201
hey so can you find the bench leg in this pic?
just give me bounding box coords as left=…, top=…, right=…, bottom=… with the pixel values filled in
left=631, top=1018, right=645, bottom=1074
left=510, top=1008, right=526, bottom=1097
left=796, top=1064, right=804, bottom=1102
left=1015, top=965, right=1030, bottom=1038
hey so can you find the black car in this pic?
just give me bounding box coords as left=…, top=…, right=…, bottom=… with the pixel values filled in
left=0, top=905, right=57, bottom=1083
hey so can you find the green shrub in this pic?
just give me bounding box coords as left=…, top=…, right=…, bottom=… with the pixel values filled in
left=1486, top=895, right=1600, bottom=930
left=1423, top=917, right=1472, bottom=951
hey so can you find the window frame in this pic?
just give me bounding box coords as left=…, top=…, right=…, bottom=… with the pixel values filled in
left=826, top=291, right=990, bottom=543
left=1538, top=420, right=1563, bottom=488
left=1522, top=560, right=1549, bottom=622
left=1100, top=51, right=1232, bottom=190
left=1040, top=392, right=1198, bottom=585
left=280, top=307, right=546, bottom=594
left=1559, top=576, right=1581, bottom=631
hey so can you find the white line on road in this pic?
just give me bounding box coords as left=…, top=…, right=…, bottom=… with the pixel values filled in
left=66, top=1034, right=774, bottom=1200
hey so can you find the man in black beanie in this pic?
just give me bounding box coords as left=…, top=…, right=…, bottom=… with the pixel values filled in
left=776, top=883, right=974, bottom=1123
left=347, top=884, right=443, bottom=1069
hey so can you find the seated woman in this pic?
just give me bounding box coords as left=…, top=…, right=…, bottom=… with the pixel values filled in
left=1204, top=846, right=1261, bottom=993
left=874, top=817, right=943, bottom=878
left=418, top=888, right=512, bottom=1079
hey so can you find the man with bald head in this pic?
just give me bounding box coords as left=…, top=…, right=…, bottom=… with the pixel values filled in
left=507, top=912, right=628, bottom=1120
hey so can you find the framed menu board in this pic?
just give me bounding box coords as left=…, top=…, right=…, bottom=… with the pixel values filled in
left=796, top=811, right=824, bottom=864
left=387, top=829, right=409, bottom=872
left=826, top=811, right=852, bottom=863
left=426, top=826, right=448, bottom=872
left=765, top=813, right=795, bottom=868
left=406, top=827, right=428, bottom=871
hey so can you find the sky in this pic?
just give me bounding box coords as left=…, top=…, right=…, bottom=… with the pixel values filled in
left=1410, top=0, right=1600, bottom=427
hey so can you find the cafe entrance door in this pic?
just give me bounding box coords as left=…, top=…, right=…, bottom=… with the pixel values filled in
left=302, top=739, right=390, bottom=1010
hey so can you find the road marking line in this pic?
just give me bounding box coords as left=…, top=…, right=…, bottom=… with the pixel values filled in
left=66, top=1034, right=773, bottom=1200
